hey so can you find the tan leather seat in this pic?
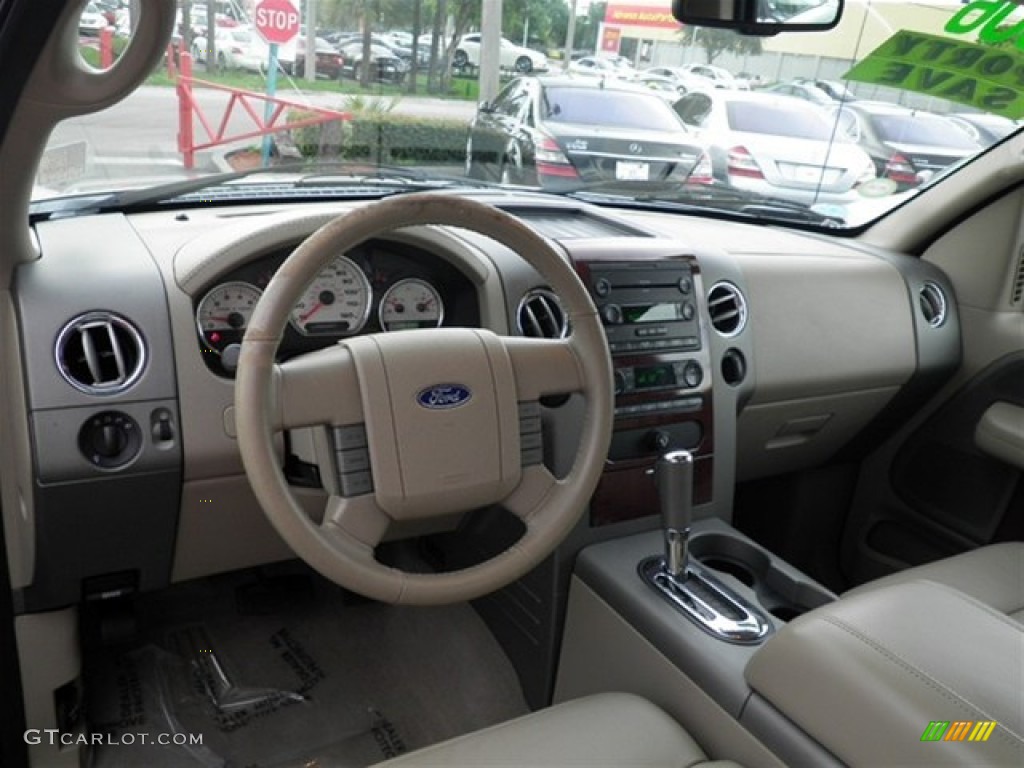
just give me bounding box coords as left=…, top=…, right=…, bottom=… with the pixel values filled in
left=843, top=541, right=1024, bottom=622
left=370, top=692, right=743, bottom=768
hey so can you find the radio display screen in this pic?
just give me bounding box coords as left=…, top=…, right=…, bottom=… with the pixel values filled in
left=635, top=364, right=677, bottom=389
left=622, top=303, right=683, bottom=324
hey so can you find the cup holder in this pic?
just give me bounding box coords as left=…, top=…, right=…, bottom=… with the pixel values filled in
left=689, top=533, right=834, bottom=622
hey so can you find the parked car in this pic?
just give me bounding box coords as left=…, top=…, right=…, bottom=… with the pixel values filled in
left=631, top=72, right=691, bottom=102
left=682, top=63, right=748, bottom=89
left=465, top=75, right=708, bottom=189
left=759, top=80, right=836, bottom=107
left=945, top=112, right=1020, bottom=147
left=643, top=66, right=715, bottom=95
left=282, top=37, right=345, bottom=80
left=77, top=2, right=107, bottom=35
left=191, top=26, right=269, bottom=73
left=453, top=33, right=549, bottom=73
left=673, top=89, right=876, bottom=205
left=568, top=56, right=631, bottom=79
left=337, top=41, right=407, bottom=84
left=830, top=101, right=983, bottom=189
left=794, top=77, right=857, bottom=101
left=331, top=32, right=429, bottom=67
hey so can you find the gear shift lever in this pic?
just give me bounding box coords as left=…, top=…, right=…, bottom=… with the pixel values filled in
left=655, top=449, right=694, bottom=580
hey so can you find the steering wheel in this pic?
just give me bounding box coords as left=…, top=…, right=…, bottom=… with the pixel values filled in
left=235, top=194, right=613, bottom=605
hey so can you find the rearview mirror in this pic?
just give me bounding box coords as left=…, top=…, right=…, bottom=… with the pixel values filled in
left=672, top=0, right=843, bottom=36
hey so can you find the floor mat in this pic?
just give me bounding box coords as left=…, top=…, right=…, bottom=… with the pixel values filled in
left=85, top=563, right=528, bottom=768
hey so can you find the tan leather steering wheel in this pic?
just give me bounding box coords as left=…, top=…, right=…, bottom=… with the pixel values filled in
left=235, top=194, right=613, bottom=605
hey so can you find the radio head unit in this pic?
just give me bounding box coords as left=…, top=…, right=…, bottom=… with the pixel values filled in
left=588, top=261, right=701, bottom=355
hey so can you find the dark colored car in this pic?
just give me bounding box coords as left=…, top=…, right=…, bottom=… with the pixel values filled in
left=465, top=76, right=708, bottom=190
left=338, top=42, right=407, bottom=84
left=283, top=37, right=345, bottom=80
left=830, top=101, right=982, bottom=189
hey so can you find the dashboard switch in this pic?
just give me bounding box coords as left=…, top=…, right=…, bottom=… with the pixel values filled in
left=78, top=411, right=142, bottom=469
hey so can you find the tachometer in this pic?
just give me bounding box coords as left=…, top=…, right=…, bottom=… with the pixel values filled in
left=196, top=281, right=262, bottom=354
left=290, top=255, right=372, bottom=336
left=379, top=278, right=444, bottom=331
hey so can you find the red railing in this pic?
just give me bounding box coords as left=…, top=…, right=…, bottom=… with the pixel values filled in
left=168, top=42, right=352, bottom=170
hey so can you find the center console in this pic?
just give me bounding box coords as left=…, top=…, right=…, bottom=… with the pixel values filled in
left=574, top=255, right=715, bottom=526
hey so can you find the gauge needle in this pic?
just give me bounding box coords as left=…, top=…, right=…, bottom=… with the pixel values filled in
left=300, top=303, right=323, bottom=322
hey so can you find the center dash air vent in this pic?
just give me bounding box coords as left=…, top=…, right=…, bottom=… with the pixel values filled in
left=55, top=313, right=146, bottom=395
left=707, top=282, right=747, bottom=337
left=918, top=281, right=948, bottom=328
left=517, top=289, right=568, bottom=338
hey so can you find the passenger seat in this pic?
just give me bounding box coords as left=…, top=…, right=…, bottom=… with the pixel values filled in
left=842, top=541, right=1024, bottom=623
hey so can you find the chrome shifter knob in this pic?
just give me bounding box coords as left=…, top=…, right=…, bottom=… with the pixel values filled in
left=655, top=450, right=694, bottom=579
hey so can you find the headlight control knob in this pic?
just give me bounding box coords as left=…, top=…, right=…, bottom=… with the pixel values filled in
left=78, top=411, right=142, bottom=469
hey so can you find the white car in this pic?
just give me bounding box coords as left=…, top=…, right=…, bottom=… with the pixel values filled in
left=674, top=89, right=876, bottom=206
left=568, top=56, right=632, bottom=79
left=191, top=26, right=269, bottom=73
left=682, top=63, right=749, bottom=90
left=453, top=33, right=548, bottom=73
left=78, top=2, right=107, bottom=36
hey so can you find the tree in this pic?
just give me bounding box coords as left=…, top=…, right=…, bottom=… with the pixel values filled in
left=678, top=26, right=762, bottom=65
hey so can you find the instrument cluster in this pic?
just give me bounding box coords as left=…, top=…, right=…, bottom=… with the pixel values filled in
left=194, top=239, right=479, bottom=377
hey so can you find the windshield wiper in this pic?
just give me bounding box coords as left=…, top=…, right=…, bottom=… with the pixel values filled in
left=29, top=162, right=496, bottom=218
left=564, top=181, right=843, bottom=228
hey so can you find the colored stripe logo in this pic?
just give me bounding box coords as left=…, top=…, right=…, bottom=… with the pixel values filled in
left=921, top=721, right=998, bottom=742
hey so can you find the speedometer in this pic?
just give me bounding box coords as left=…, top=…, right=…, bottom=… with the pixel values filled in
left=379, top=278, right=444, bottom=331
left=289, top=255, right=372, bottom=336
left=196, top=281, right=262, bottom=354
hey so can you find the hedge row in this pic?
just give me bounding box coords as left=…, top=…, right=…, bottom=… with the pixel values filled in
left=289, top=111, right=467, bottom=164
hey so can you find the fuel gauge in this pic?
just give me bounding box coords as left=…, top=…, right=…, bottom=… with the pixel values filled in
left=196, top=281, right=262, bottom=353
left=379, top=278, right=444, bottom=331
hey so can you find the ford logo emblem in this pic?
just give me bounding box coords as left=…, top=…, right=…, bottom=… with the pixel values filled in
left=416, top=384, right=472, bottom=410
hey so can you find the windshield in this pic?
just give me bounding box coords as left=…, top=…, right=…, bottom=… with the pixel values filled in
left=36, top=0, right=1023, bottom=229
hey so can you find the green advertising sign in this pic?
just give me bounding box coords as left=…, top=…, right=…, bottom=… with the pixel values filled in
left=844, top=30, right=1024, bottom=118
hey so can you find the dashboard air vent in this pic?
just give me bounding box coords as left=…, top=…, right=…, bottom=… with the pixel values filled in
left=918, top=282, right=948, bottom=328
left=517, top=289, right=568, bottom=338
left=55, top=313, right=146, bottom=395
left=1011, top=247, right=1024, bottom=306
left=707, top=282, right=747, bottom=337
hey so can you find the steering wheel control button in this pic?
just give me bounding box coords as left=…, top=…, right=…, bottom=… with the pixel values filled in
left=519, top=400, right=543, bottom=466
left=78, top=411, right=142, bottom=469
left=339, top=470, right=374, bottom=497
left=336, top=448, right=370, bottom=473
left=332, top=424, right=369, bottom=450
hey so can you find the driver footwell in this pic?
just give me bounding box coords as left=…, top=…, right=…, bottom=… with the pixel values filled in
left=82, top=562, right=528, bottom=767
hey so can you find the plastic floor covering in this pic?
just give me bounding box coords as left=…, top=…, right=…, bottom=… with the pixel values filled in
left=84, top=563, right=528, bottom=768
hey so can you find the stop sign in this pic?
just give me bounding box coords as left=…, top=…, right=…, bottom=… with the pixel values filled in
left=254, top=0, right=300, bottom=46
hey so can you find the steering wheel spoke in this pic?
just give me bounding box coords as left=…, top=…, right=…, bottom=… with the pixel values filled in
left=502, top=464, right=558, bottom=522
left=273, top=345, right=363, bottom=430
left=322, top=494, right=392, bottom=551
left=504, top=336, right=587, bottom=399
